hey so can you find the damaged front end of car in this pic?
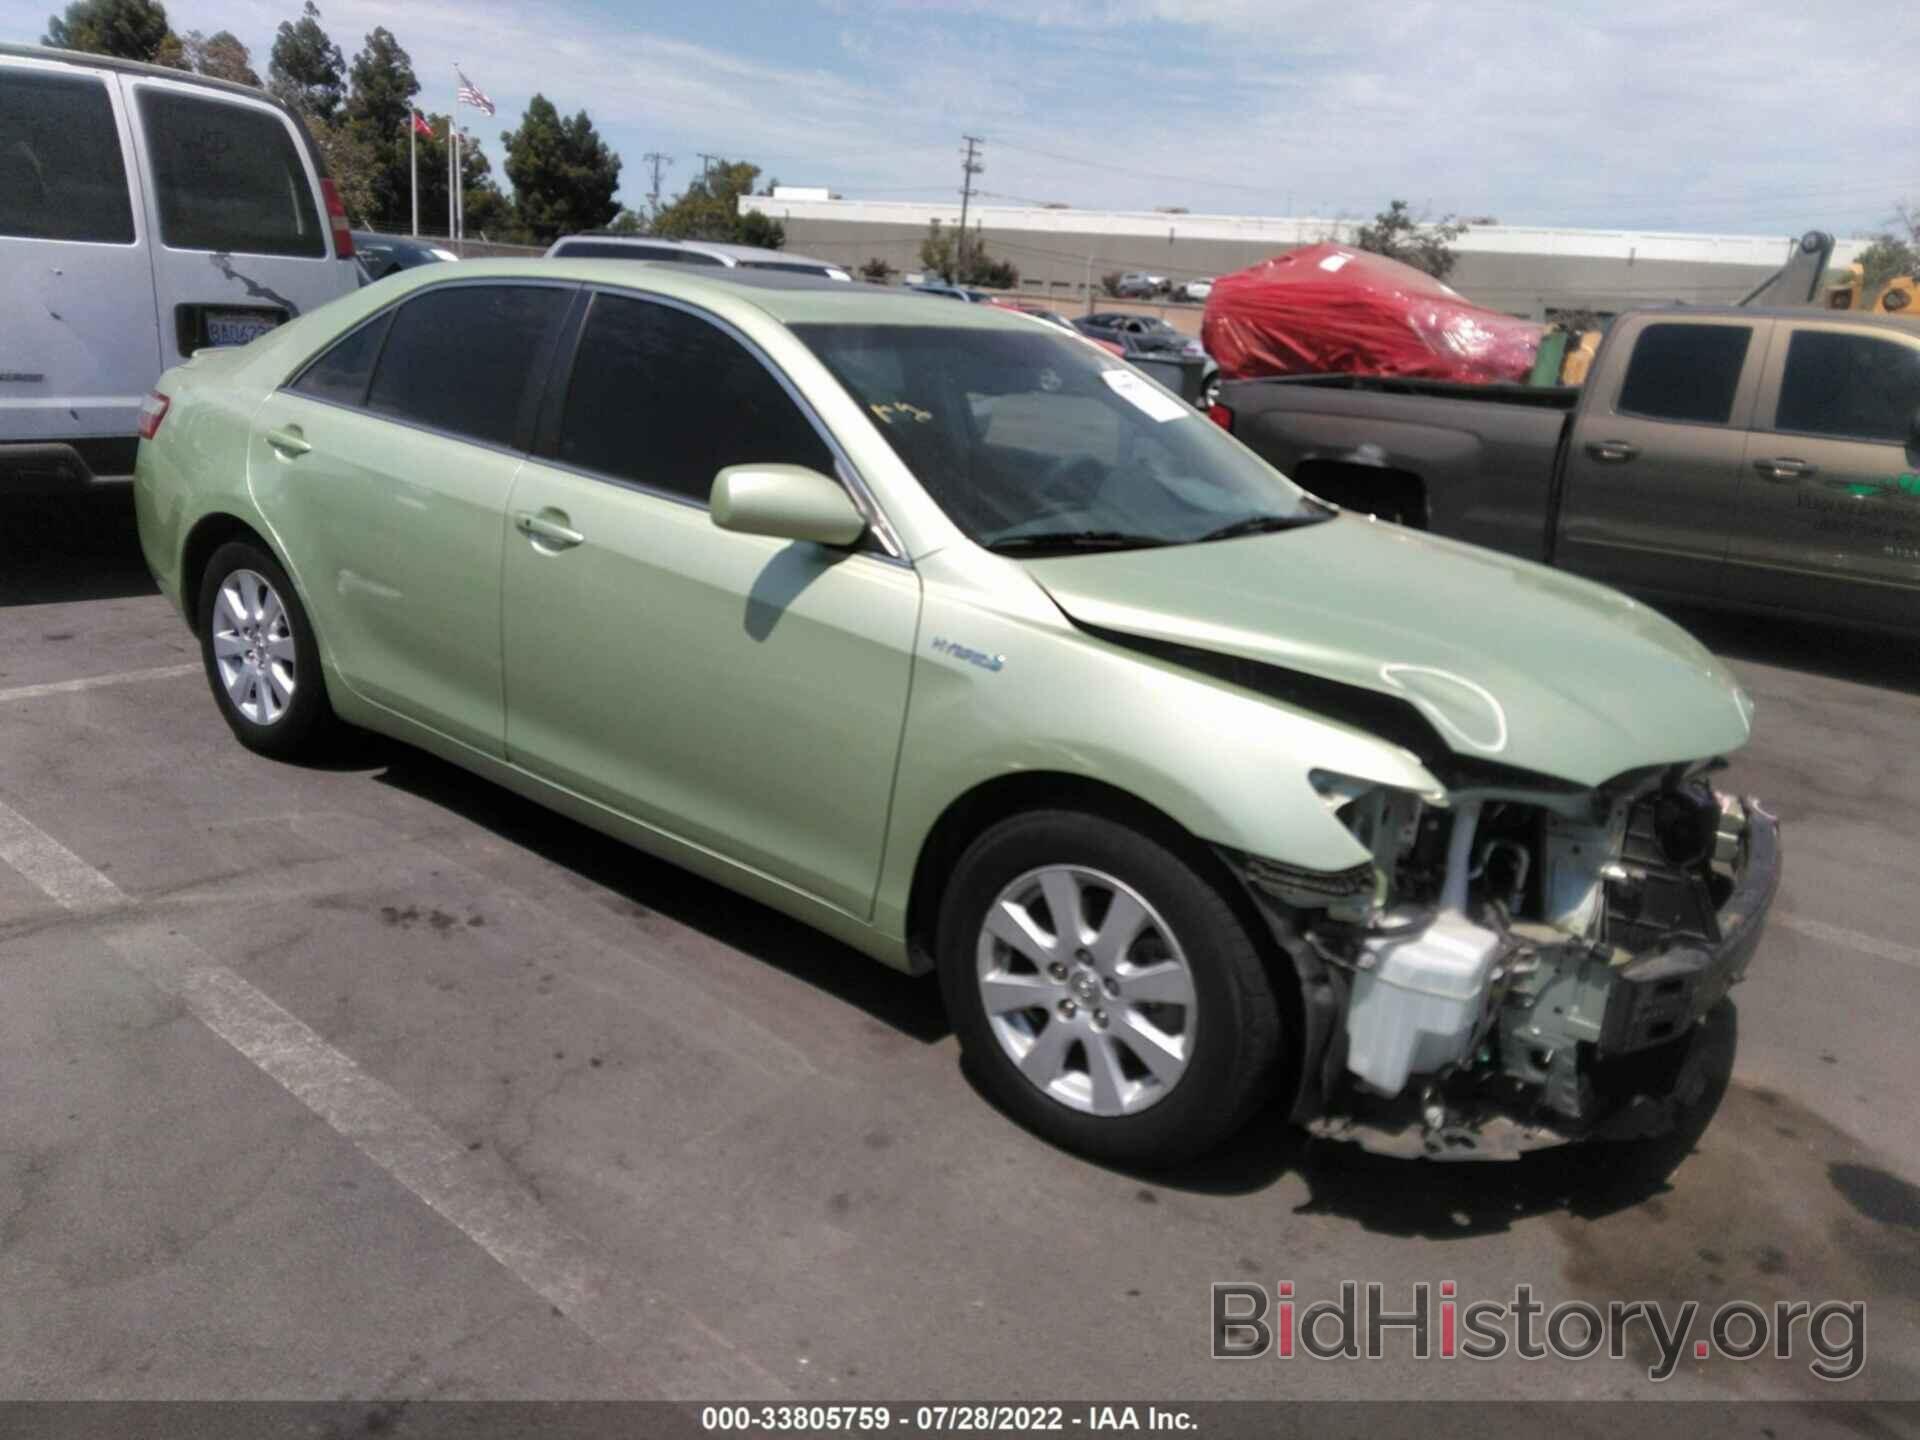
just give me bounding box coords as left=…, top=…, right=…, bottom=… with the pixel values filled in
left=1238, top=764, right=1780, bottom=1160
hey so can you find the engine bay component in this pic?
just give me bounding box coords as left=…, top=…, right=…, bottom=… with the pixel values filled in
left=1278, top=770, right=1780, bottom=1159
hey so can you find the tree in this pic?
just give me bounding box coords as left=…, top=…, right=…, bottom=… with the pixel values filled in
left=858, top=257, right=892, bottom=283
left=308, top=115, right=377, bottom=225
left=1855, top=203, right=1919, bottom=295
left=606, top=209, right=647, bottom=235
left=43, top=0, right=170, bottom=60
left=1099, top=270, right=1125, bottom=298
left=161, top=29, right=261, bottom=83
left=345, top=27, right=421, bottom=230
left=919, top=219, right=1018, bottom=288
left=1354, top=199, right=1468, bottom=281
left=500, top=95, right=622, bottom=244
left=268, top=1, right=345, bottom=124
left=652, top=160, right=781, bottom=247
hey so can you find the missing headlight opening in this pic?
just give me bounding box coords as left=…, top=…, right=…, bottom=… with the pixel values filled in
left=1248, top=767, right=1779, bottom=1161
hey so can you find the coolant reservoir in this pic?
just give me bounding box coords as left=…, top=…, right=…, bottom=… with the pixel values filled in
left=1345, top=912, right=1505, bottom=1096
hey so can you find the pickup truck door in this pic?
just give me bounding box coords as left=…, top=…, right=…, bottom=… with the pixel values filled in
left=1555, top=315, right=1771, bottom=601
left=1728, top=321, right=1920, bottom=628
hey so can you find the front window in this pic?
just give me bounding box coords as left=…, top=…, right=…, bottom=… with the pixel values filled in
left=794, top=323, right=1325, bottom=552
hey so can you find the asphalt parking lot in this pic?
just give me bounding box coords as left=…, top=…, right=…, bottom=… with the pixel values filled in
left=2, top=493, right=1917, bottom=1405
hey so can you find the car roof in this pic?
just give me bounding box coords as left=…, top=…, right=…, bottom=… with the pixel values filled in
left=549, top=234, right=846, bottom=271
left=1634, top=303, right=1920, bottom=330
left=395, top=257, right=1053, bottom=331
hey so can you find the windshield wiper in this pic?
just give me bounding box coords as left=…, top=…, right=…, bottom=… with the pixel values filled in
left=1195, top=509, right=1330, bottom=543
left=984, top=530, right=1173, bottom=555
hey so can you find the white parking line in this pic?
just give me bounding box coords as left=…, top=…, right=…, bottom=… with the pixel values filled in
left=0, top=796, right=787, bottom=1399
left=0, top=798, right=128, bottom=911
left=1777, top=911, right=1920, bottom=973
left=0, top=662, right=199, bottom=704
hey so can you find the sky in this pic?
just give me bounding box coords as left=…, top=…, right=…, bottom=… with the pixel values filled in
left=8, top=0, right=1916, bottom=237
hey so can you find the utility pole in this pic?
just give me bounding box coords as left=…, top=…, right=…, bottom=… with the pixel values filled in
left=954, top=135, right=982, bottom=282
left=696, top=152, right=722, bottom=186
left=643, top=152, right=673, bottom=214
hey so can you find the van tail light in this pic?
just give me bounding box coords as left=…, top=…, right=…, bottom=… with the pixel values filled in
left=137, top=391, right=171, bottom=440
left=1206, top=402, right=1235, bottom=432
left=321, top=179, right=354, bottom=259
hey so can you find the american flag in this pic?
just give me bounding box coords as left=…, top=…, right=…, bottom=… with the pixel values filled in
left=456, top=68, right=495, bottom=116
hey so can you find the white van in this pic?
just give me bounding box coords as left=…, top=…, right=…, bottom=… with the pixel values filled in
left=1, top=44, right=358, bottom=493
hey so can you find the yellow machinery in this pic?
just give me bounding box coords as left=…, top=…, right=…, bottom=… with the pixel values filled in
left=1825, top=262, right=1917, bottom=316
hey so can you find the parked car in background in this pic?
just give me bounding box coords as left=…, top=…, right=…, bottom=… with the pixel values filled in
left=1180, top=278, right=1214, bottom=302
left=909, top=281, right=992, bottom=302
left=545, top=234, right=852, bottom=281
left=1113, top=272, right=1167, bottom=297
left=134, top=257, right=1777, bottom=1167
left=1, top=43, right=357, bottom=495
left=988, top=299, right=1127, bottom=356
left=352, top=232, right=458, bottom=285
left=1075, top=312, right=1208, bottom=359
left=1212, top=305, right=1920, bottom=631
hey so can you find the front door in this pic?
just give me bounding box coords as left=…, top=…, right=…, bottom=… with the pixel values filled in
left=250, top=281, right=574, bottom=755
left=1555, top=316, right=1770, bottom=601
left=501, top=291, right=919, bottom=918
left=1727, top=322, right=1920, bottom=628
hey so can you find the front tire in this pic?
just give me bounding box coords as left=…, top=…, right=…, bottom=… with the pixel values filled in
left=938, top=810, right=1282, bottom=1168
left=196, top=539, right=335, bottom=760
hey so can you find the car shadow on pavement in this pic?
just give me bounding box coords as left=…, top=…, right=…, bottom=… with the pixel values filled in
left=1663, top=603, right=1920, bottom=697
left=0, top=494, right=159, bottom=607
left=370, top=742, right=953, bottom=1045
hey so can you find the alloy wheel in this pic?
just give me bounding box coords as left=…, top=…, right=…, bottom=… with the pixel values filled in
left=975, top=864, right=1197, bottom=1116
left=211, top=568, right=297, bottom=726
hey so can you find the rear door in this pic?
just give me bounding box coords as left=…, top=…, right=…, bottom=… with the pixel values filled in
left=248, top=280, right=575, bottom=755
left=1728, top=322, right=1920, bottom=627
left=1556, top=316, right=1770, bottom=600
left=0, top=56, right=159, bottom=459
left=121, top=74, right=354, bottom=366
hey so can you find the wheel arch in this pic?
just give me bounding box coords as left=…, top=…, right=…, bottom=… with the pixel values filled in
left=1290, top=458, right=1430, bottom=529
left=905, top=770, right=1288, bottom=986
left=179, top=510, right=313, bottom=636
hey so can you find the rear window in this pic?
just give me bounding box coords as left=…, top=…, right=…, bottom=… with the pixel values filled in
left=138, top=88, right=324, bottom=258
left=1617, top=323, right=1752, bottom=426
left=0, top=69, right=135, bottom=244
left=1773, top=330, right=1920, bottom=445
left=365, top=284, right=570, bottom=449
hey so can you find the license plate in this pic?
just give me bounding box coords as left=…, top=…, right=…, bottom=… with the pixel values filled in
left=205, top=311, right=280, bottom=347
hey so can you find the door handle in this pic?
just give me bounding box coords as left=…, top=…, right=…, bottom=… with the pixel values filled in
left=1752, top=457, right=1816, bottom=483
left=1586, top=440, right=1639, bottom=463
left=265, top=426, right=311, bottom=457
left=514, top=509, right=584, bottom=550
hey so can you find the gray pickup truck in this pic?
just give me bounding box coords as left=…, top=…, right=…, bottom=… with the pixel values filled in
left=1213, top=305, right=1920, bottom=631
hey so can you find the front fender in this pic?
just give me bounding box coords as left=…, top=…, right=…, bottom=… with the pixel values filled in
left=873, top=569, right=1441, bottom=943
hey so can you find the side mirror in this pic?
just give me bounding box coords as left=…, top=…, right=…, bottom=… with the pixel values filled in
left=711, top=464, right=867, bottom=547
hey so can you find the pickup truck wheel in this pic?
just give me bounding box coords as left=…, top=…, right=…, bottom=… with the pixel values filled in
left=937, top=810, right=1281, bottom=1168
left=196, top=540, right=336, bottom=760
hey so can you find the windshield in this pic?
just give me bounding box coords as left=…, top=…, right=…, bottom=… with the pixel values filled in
left=794, top=323, right=1325, bottom=551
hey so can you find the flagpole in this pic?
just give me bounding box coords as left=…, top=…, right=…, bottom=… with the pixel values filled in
left=409, top=112, right=418, bottom=237
left=452, top=65, right=464, bottom=249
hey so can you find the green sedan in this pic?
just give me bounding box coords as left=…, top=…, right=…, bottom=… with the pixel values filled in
left=134, top=260, right=1780, bottom=1167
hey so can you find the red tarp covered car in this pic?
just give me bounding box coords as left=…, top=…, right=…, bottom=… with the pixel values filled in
left=1200, top=242, right=1544, bottom=384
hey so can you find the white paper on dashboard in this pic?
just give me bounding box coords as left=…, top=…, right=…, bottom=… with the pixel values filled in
left=1101, top=368, right=1190, bottom=423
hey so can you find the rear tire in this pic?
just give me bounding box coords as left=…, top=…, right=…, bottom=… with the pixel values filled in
left=196, top=539, right=335, bottom=760
left=937, top=809, right=1282, bottom=1168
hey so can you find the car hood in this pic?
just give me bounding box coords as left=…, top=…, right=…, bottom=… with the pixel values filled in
left=1020, top=516, right=1752, bottom=789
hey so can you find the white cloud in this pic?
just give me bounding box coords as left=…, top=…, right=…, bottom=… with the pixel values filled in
left=5, top=0, right=1910, bottom=233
